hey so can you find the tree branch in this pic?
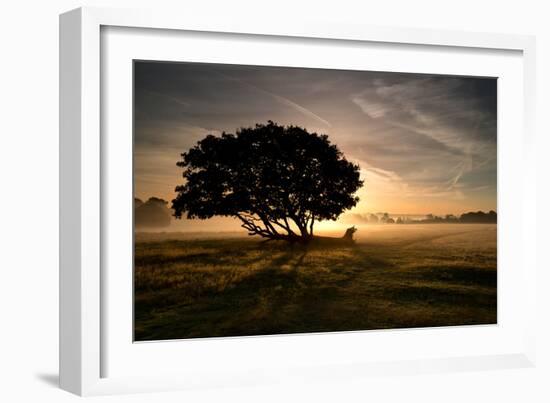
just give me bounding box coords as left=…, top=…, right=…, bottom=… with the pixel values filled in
left=268, top=217, right=297, bottom=236
left=236, top=213, right=282, bottom=239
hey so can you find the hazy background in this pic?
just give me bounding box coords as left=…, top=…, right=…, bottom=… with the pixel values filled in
left=134, top=61, right=497, bottom=232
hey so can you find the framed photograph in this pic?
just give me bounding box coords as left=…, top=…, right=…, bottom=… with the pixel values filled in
left=60, top=7, right=537, bottom=396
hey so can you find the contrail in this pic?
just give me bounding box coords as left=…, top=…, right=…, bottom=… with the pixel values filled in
left=145, top=90, right=190, bottom=107
left=217, top=72, right=332, bottom=127
left=267, top=92, right=332, bottom=127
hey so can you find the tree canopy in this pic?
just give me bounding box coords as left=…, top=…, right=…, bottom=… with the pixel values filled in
left=172, top=122, right=363, bottom=242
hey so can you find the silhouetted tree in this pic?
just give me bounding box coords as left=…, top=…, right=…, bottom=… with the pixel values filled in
left=172, top=122, right=363, bottom=243
left=445, top=214, right=458, bottom=223
left=459, top=210, right=497, bottom=223
left=135, top=197, right=171, bottom=228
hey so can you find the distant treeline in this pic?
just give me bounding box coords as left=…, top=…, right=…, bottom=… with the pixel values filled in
left=351, top=210, right=497, bottom=224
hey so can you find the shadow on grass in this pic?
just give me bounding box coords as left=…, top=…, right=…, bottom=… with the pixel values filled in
left=134, top=237, right=497, bottom=341
left=415, top=265, right=497, bottom=288
left=390, top=284, right=496, bottom=308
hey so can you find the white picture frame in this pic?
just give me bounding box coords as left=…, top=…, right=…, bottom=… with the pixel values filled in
left=59, top=6, right=537, bottom=396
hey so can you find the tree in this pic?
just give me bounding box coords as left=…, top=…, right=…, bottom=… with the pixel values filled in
left=172, top=122, right=363, bottom=243
left=135, top=197, right=172, bottom=228
left=459, top=210, right=497, bottom=223
left=445, top=214, right=458, bottom=223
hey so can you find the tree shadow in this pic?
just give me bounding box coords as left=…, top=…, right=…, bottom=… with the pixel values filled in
left=349, top=244, right=395, bottom=269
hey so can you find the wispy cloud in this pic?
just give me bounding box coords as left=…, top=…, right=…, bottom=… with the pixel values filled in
left=353, top=157, right=466, bottom=203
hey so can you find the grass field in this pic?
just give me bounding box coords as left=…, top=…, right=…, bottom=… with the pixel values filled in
left=134, top=224, right=497, bottom=341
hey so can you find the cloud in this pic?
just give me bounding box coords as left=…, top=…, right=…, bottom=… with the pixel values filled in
left=351, top=97, right=387, bottom=119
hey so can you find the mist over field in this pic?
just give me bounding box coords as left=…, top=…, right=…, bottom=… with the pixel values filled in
left=134, top=208, right=497, bottom=234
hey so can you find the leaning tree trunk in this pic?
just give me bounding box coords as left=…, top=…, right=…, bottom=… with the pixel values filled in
left=235, top=213, right=310, bottom=243
left=233, top=213, right=356, bottom=244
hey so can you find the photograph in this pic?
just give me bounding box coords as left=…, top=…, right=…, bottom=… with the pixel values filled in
left=133, top=61, right=497, bottom=341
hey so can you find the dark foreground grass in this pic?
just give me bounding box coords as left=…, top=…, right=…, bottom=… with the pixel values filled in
left=134, top=224, right=496, bottom=341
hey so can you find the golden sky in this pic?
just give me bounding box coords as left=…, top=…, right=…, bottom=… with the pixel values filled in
left=134, top=62, right=497, bottom=231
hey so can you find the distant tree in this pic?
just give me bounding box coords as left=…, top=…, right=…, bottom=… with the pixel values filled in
left=386, top=217, right=395, bottom=224
left=445, top=214, right=458, bottom=223
left=459, top=210, right=497, bottom=223
left=172, top=122, right=364, bottom=243
left=135, top=197, right=171, bottom=228
left=369, top=213, right=379, bottom=223
left=396, top=217, right=403, bottom=224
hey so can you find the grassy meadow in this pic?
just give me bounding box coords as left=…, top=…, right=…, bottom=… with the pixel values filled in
left=134, top=224, right=497, bottom=341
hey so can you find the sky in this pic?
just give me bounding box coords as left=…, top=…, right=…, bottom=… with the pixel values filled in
left=134, top=61, right=497, bottom=231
